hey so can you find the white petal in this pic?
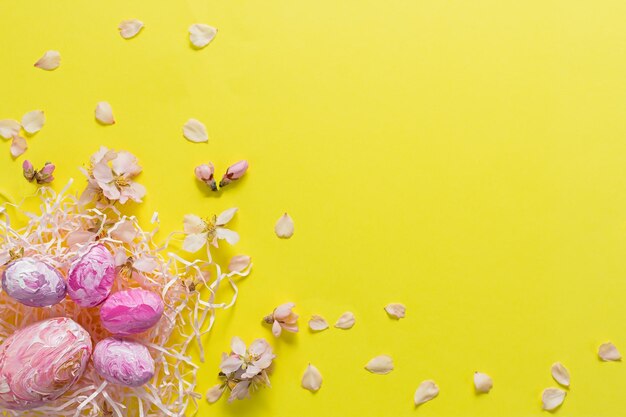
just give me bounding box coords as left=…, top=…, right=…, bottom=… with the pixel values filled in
left=34, top=50, right=61, bottom=70
left=599, top=342, right=621, bottom=361
left=189, top=23, right=217, bottom=48
left=21, top=110, right=45, bottom=134
left=119, top=19, right=144, bottom=39
left=275, top=213, right=294, bottom=238
left=228, top=255, right=251, bottom=272
left=216, top=207, right=238, bottom=225
left=216, top=228, right=239, bottom=245
left=183, top=118, right=208, bottom=142
left=95, top=102, right=115, bottom=125
left=551, top=362, right=570, bottom=387
left=334, top=312, right=355, bottom=329
left=301, top=364, right=322, bottom=392
left=364, top=355, right=394, bottom=375
left=414, top=380, right=439, bottom=405
left=0, top=120, right=20, bottom=139
left=10, top=136, right=27, bottom=158
left=183, top=233, right=207, bottom=253
left=308, top=315, right=329, bottom=331
left=384, top=303, right=406, bottom=319
left=183, top=214, right=205, bottom=234
left=231, top=336, right=246, bottom=356
left=473, top=372, right=493, bottom=393
left=205, top=384, right=224, bottom=403
left=542, top=388, right=566, bottom=411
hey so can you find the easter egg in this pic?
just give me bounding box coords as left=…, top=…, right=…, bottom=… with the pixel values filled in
left=100, top=289, right=164, bottom=335
left=1, top=257, right=66, bottom=307
left=93, top=338, right=155, bottom=387
left=0, top=317, right=92, bottom=410
left=67, top=244, right=115, bottom=307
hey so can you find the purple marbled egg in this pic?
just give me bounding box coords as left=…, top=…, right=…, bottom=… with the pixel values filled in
left=100, top=289, right=164, bottom=335
left=0, top=317, right=92, bottom=410
left=1, top=257, right=67, bottom=307
left=67, top=244, right=115, bottom=307
left=93, top=338, right=155, bottom=387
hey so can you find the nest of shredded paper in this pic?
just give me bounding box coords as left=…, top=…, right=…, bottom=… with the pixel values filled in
left=0, top=181, right=251, bottom=417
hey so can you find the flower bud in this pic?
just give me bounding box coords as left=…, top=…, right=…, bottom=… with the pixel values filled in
left=22, top=160, right=35, bottom=182
left=35, top=162, right=55, bottom=184
left=219, top=160, right=248, bottom=187
left=194, top=163, right=217, bottom=191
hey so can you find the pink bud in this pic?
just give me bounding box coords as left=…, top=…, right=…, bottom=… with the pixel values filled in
left=219, top=160, right=248, bottom=187
left=194, top=163, right=217, bottom=191
left=35, top=162, right=55, bottom=184
left=22, top=160, right=35, bottom=182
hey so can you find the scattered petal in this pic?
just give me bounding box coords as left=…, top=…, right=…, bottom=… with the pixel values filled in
left=308, top=315, right=329, bottom=331
left=10, top=136, right=27, bottom=158
left=21, top=110, right=45, bottom=134
left=34, top=50, right=61, bottom=70
left=119, top=19, right=144, bottom=39
left=301, top=364, right=322, bottom=392
left=275, top=213, right=294, bottom=238
left=189, top=23, right=217, bottom=48
left=365, top=355, right=394, bottom=375
left=542, top=388, right=566, bottom=411
left=0, top=120, right=20, bottom=139
left=599, top=342, right=621, bottom=361
left=183, top=118, right=208, bottom=143
left=228, top=255, right=251, bottom=272
left=206, top=384, right=225, bottom=403
left=95, top=102, right=115, bottom=125
left=473, top=372, right=493, bottom=393
left=385, top=303, right=406, bottom=319
left=551, top=362, right=570, bottom=387
left=334, top=312, right=355, bottom=329
left=414, top=380, right=439, bottom=406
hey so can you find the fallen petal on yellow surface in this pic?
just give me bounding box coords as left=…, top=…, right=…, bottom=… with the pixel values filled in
left=228, top=255, right=251, bottom=272
left=275, top=213, right=294, bottom=238
left=205, top=384, right=225, bottom=403
left=308, top=315, right=329, bottom=331
left=473, top=372, right=493, bottom=393
left=598, top=342, right=621, bottom=361
left=119, top=19, right=144, bottom=39
left=183, top=118, right=208, bottom=143
left=364, top=355, right=394, bottom=374
left=189, top=24, right=217, bottom=48
left=414, top=380, right=439, bottom=405
left=95, top=102, right=115, bottom=125
left=0, top=120, right=20, bottom=139
left=34, top=50, right=60, bottom=70
left=301, top=364, right=322, bottom=392
left=384, top=303, right=406, bottom=319
left=542, top=387, right=566, bottom=411
left=551, top=362, right=570, bottom=387
left=10, top=136, right=27, bottom=158
left=21, top=110, right=45, bottom=134
left=334, top=311, right=355, bottom=329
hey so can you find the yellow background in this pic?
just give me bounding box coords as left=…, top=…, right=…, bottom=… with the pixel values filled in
left=2, top=1, right=626, bottom=415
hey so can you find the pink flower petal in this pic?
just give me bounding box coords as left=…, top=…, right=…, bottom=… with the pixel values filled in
left=10, top=136, right=27, bottom=158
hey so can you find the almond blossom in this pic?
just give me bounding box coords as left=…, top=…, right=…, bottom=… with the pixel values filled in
left=207, top=337, right=275, bottom=403
left=23, top=160, right=55, bottom=184
left=264, top=302, right=299, bottom=337
left=182, top=208, right=239, bottom=254
left=79, top=147, right=146, bottom=208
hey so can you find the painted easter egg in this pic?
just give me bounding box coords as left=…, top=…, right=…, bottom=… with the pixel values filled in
left=100, top=289, right=164, bottom=335
left=1, top=257, right=66, bottom=307
left=93, top=338, right=155, bottom=387
left=0, top=317, right=92, bottom=410
left=67, top=244, right=115, bottom=307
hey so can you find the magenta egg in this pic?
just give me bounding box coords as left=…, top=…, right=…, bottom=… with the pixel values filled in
left=100, top=289, right=164, bottom=335
left=93, top=338, right=155, bottom=387
left=0, top=317, right=92, bottom=410
left=67, top=244, right=115, bottom=307
left=1, top=257, right=67, bottom=307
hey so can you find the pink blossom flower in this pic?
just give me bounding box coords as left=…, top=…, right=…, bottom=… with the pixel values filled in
left=264, top=302, right=299, bottom=337
left=22, top=160, right=35, bottom=182
left=212, top=337, right=275, bottom=403
left=219, top=160, right=248, bottom=188
left=35, top=162, right=55, bottom=184
left=195, top=163, right=217, bottom=191
left=182, top=208, right=239, bottom=253
left=80, top=147, right=146, bottom=208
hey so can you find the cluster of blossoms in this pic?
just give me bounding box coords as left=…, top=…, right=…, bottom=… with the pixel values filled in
left=206, top=337, right=275, bottom=403
left=22, top=160, right=55, bottom=184
left=79, top=147, right=146, bottom=208
left=195, top=160, right=248, bottom=191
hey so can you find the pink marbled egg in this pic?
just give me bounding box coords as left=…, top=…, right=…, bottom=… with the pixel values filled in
left=0, top=317, right=92, bottom=410
left=100, top=289, right=164, bottom=335
left=68, top=244, right=115, bottom=307
left=93, top=338, right=155, bottom=387
left=1, top=257, right=67, bottom=307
